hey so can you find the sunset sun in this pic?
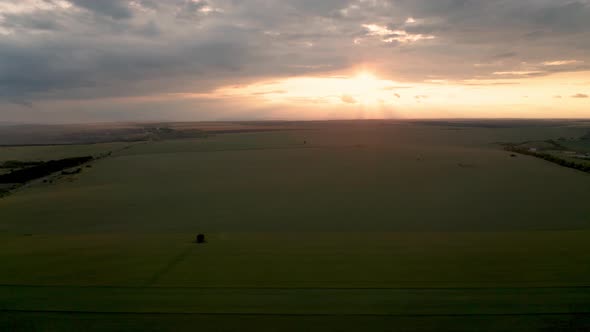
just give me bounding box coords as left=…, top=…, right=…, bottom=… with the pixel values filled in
left=348, top=71, right=383, bottom=104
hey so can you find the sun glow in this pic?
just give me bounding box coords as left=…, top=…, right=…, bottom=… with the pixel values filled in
left=172, top=69, right=590, bottom=119
left=213, top=71, right=397, bottom=107
left=355, top=71, right=377, bottom=81
left=346, top=71, right=387, bottom=104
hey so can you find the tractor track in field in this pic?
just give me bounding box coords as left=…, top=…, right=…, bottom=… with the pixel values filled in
left=143, top=245, right=196, bottom=287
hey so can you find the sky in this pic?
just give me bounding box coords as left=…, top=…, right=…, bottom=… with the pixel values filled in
left=0, top=0, right=589, bottom=123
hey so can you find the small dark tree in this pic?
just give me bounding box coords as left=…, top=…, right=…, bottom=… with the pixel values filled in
left=196, top=234, right=205, bottom=244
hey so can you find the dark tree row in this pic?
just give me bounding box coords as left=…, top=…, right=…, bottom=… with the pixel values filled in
left=0, top=160, right=44, bottom=169
left=0, top=156, right=93, bottom=184
left=504, top=145, right=590, bottom=174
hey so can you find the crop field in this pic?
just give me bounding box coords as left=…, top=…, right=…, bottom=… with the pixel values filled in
left=1, top=121, right=590, bottom=331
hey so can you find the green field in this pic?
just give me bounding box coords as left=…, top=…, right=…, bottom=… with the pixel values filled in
left=1, top=121, right=590, bottom=331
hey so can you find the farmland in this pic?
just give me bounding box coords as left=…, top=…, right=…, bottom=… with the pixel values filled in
left=1, top=120, right=590, bottom=331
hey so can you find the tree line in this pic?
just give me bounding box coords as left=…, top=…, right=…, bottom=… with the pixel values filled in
left=504, top=145, right=590, bottom=174
left=0, top=156, right=93, bottom=184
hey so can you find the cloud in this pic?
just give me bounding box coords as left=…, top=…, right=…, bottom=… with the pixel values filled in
left=572, top=93, right=589, bottom=98
left=492, top=52, right=518, bottom=59
left=543, top=60, right=580, bottom=66
left=69, top=0, right=133, bottom=19
left=176, top=0, right=218, bottom=20
left=0, top=11, right=62, bottom=31
left=341, top=94, right=357, bottom=104
left=493, top=71, right=544, bottom=76
left=0, top=0, right=590, bottom=120
left=362, top=24, right=435, bottom=43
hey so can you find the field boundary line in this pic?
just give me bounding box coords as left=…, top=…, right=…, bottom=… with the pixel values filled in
left=2, top=309, right=590, bottom=318
left=2, top=285, right=590, bottom=291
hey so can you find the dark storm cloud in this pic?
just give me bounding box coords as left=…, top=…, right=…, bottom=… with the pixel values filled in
left=492, top=52, right=518, bottom=59
left=69, top=0, right=133, bottom=19
left=387, top=0, right=590, bottom=56
left=1, top=12, right=61, bottom=31
left=0, top=0, right=589, bottom=109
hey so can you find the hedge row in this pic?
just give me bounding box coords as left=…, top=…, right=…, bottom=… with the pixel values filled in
left=0, top=156, right=93, bottom=184
left=505, top=145, right=590, bottom=174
